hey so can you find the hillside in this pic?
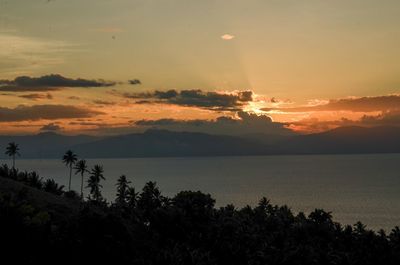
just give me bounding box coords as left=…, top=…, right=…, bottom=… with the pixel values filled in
left=1, top=172, right=400, bottom=265
left=0, top=176, right=80, bottom=221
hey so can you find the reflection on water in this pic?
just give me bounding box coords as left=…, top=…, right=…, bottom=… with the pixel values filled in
left=1, top=153, right=400, bottom=231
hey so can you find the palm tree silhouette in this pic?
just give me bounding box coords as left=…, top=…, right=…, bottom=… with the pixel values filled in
left=74, top=159, right=89, bottom=198
left=116, top=175, right=131, bottom=205
left=137, top=181, right=164, bottom=213
left=126, top=187, right=139, bottom=208
left=62, top=150, right=78, bottom=191
left=87, top=165, right=105, bottom=201
left=5, top=142, right=20, bottom=170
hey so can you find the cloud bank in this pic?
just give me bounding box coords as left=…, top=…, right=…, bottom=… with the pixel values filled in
left=40, top=123, right=63, bottom=132
left=0, top=74, right=116, bottom=92
left=122, top=89, right=254, bottom=111
left=135, top=111, right=294, bottom=137
left=0, top=105, right=103, bottom=122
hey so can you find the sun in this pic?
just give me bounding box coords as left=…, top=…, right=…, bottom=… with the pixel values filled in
left=243, top=98, right=268, bottom=115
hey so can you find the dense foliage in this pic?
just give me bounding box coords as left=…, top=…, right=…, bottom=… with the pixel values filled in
left=1, top=163, right=400, bottom=265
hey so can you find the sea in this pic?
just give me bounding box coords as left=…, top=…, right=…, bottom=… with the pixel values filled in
left=1, top=153, right=400, bottom=231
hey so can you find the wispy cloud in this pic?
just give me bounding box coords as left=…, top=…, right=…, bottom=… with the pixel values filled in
left=263, top=95, right=400, bottom=113
left=18, top=93, right=53, bottom=101
left=92, top=27, right=124, bottom=33
left=92, top=100, right=116, bottom=106
left=0, top=33, right=76, bottom=75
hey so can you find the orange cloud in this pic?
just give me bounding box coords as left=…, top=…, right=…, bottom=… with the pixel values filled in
left=263, top=95, right=400, bottom=113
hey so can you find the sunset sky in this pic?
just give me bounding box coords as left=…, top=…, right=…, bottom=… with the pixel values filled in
left=1, top=0, right=400, bottom=135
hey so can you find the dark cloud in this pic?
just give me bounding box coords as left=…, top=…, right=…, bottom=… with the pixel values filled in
left=40, top=123, right=63, bottom=132
left=93, top=100, right=116, bottom=105
left=69, top=121, right=108, bottom=126
left=0, top=74, right=116, bottom=92
left=136, top=118, right=215, bottom=127
left=263, top=95, right=400, bottom=113
left=69, top=111, right=292, bottom=137
left=135, top=100, right=153, bottom=104
left=270, top=97, right=292, bottom=104
left=122, top=89, right=254, bottom=111
left=0, top=85, right=60, bottom=92
left=0, top=105, right=104, bottom=122
left=360, top=110, right=400, bottom=126
left=135, top=111, right=294, bottom=137
left=129, top=79, right=141, bottom=85
left=18, top=93, right=53, bottom=100
left=11, top=124, right=43, bottom=128
left=270, top=97, right=279, bottom=103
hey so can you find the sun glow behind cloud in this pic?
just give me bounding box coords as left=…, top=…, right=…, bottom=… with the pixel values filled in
left=1, top=70, right=399, bottom=135
left=1, top=1, right=400, bottom=135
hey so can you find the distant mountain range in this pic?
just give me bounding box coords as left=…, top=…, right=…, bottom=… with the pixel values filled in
left=0, top=132, right=99, bottom=158
left=0, top=126, right=399, bottom=159
left=279, top=126, right=400, bottom=154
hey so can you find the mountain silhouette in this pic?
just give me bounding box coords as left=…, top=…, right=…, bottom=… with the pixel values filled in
left=71, top=129, right=271, bottom=158
left=0, top=126, right=399, bottom=158
left=280, top=126, right=400, bottom=154
left=0, top=132, right=99, bottom=158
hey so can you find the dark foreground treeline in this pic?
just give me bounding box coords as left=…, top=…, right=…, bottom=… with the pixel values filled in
left=1, top=165, right=400, bottom=265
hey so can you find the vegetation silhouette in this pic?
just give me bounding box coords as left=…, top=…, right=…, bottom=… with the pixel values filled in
left=43, top=178, right=64, bottom=195
left=87, top=164, right=105, bottom=202
left=62, top=150, right=78, bottom=191
left=74, top=159, right=89, bottom=198
left=115, top=175, right=131, bottom=207
left=1, top=143, right=400, bottom=265
left=5, top=142, right=20, bottom=170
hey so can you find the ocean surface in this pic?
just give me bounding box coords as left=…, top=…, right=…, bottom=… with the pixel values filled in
left=1, top=153, right=400, bottom=231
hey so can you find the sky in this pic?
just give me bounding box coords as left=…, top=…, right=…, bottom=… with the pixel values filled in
left=0, top=0, right=400, bottom=135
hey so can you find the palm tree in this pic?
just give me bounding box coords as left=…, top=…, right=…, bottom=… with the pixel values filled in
left=86, top=165, right=105, bottom=201
left=5, top=142, right=20, bottom=170
left=74, top=159, right=89, bottom=198
left=137, top=181, right=164, bottom=212
left=126, top=187, right=139, bottom=208
left=62, top=150, right=78, bottom=191
left=116, top=175, right=131, bottom=206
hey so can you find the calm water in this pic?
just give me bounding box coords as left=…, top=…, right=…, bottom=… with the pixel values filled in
left=2, top=154, right=400, bottom=231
